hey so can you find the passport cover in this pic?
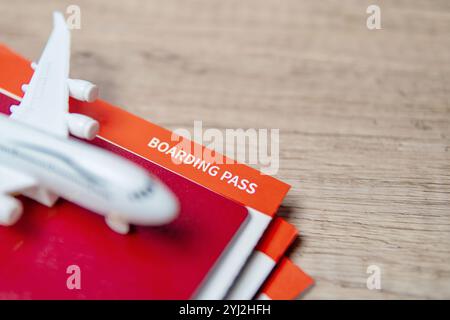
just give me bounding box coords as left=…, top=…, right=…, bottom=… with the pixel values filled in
left=0, top=91, right=249, bottom=299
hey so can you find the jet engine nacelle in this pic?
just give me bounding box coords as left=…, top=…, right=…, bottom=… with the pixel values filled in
left=0, top=196, right=23, bottom=226
left=67, top=79, right=99, bottom=103
left=67, top=113, right=99, bottom=140
left=31, top=62, right=98, bottom=103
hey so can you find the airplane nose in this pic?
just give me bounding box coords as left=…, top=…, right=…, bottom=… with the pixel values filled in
left=151, top=185, right=180, bottom=224
left=136, top=184, right=180, bottom=226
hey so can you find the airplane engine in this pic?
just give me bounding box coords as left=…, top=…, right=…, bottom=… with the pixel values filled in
left=67, top=79, right=99, bottom=103
left=67, top=113, right=99, bottom=140
left=0, top=196, right=23, bottom=226
left=31, top=63, right=98, bottom=103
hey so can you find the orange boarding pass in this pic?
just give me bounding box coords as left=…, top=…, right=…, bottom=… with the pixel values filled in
left=227, top=218, right=298, bottom=299
left=257, top=257, right=314, bottom=300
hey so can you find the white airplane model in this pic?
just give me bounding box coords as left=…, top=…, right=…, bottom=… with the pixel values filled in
left=0, top=12, right=179, bottom=234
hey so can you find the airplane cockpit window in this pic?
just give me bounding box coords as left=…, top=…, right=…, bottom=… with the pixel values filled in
left=130, top=183, right=154, bottom=200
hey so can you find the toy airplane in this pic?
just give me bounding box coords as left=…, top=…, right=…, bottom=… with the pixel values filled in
left=0, top=12, right=179, bottom=234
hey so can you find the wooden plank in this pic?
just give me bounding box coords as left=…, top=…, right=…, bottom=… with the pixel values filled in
left=1, top=0, right=449, bottom=299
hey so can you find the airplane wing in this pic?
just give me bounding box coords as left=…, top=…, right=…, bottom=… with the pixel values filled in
left=10, top=12, right=70, bottom=138
left=0, top=166, right=37, bottom=195
left=0, top=165, right=58, bottom=206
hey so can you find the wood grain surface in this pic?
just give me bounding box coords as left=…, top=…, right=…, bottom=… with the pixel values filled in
left=0, top=0, right=449, bottom=299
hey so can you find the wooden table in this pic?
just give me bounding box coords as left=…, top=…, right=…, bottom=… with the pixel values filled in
left=1, top=0, right=449, bottom=299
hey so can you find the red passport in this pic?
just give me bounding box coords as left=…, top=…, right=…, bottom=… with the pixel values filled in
left=0, top=92, right=249, bottom=299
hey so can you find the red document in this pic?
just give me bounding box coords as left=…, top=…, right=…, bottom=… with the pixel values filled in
left=0, top=92, right=248, bottom=299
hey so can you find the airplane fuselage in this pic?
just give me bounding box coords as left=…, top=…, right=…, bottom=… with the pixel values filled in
left=0, top=114, right=178, bottom=227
